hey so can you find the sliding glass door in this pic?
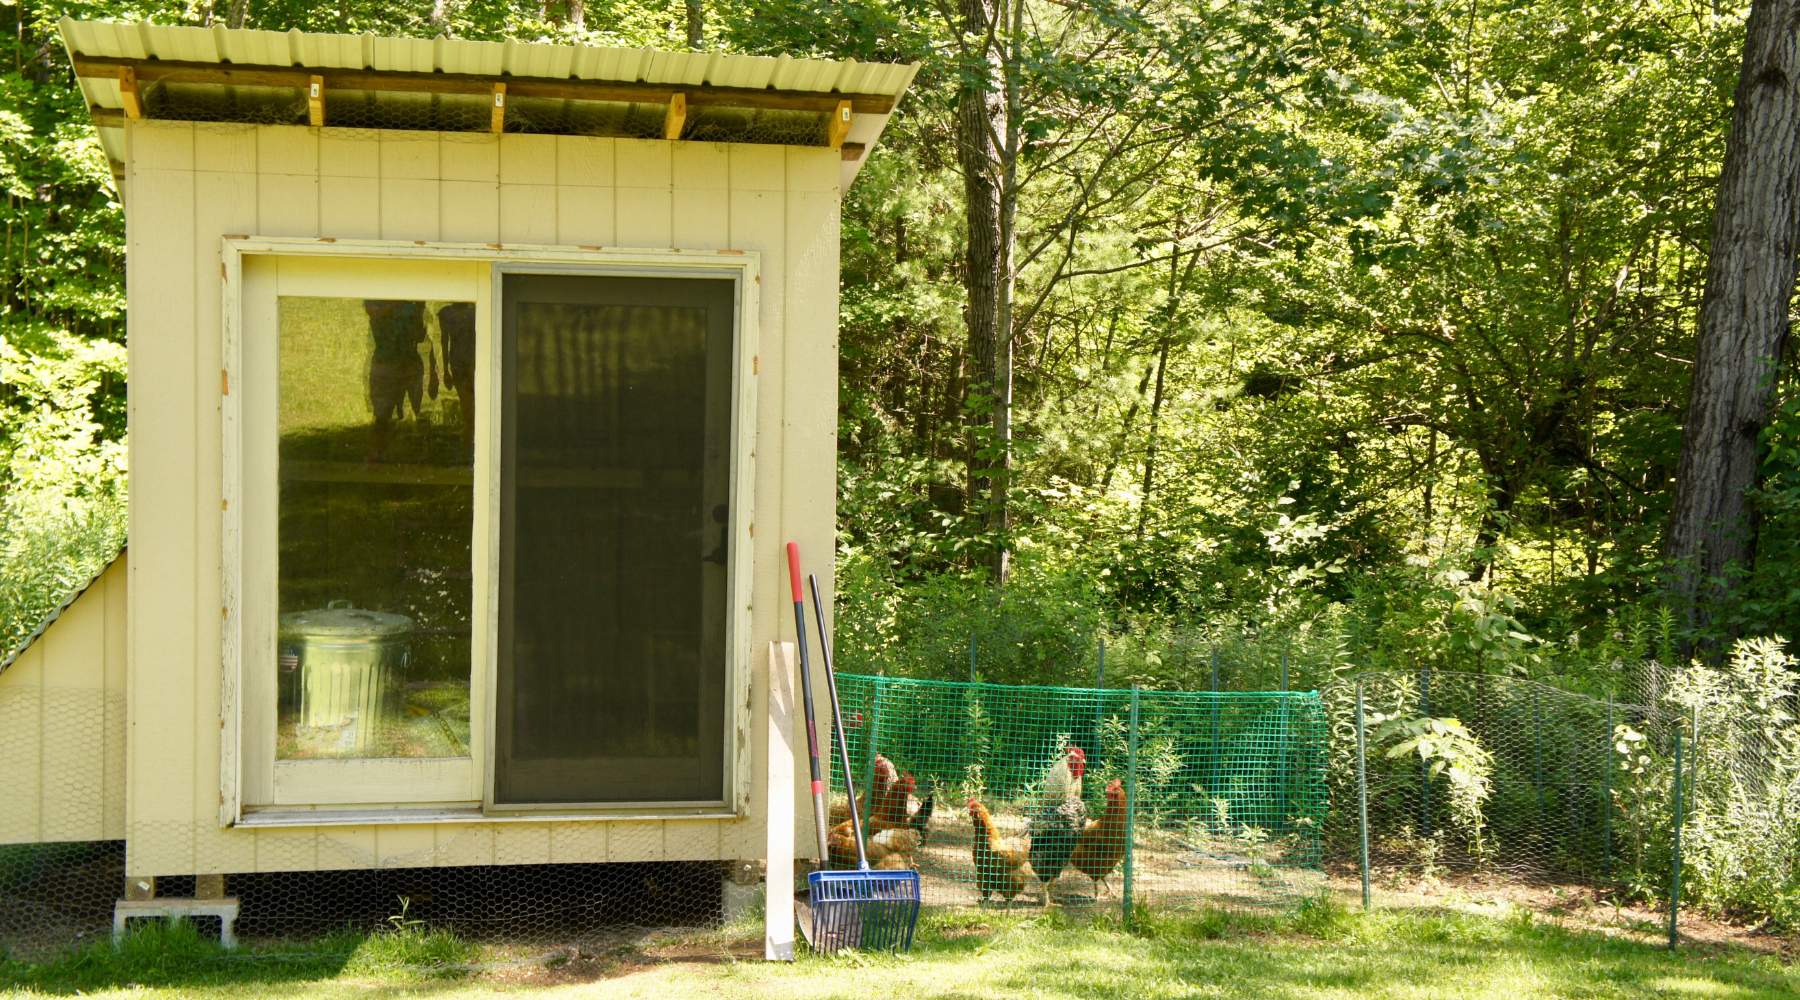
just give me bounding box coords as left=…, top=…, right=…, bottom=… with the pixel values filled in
left=494, top=272, right=736, bottom=806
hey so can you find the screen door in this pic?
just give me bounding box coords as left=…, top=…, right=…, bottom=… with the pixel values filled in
left=494, top=272, right=735, bottom=806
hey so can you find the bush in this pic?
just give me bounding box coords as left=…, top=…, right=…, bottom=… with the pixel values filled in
left=0, top=328, right=126, bottom=658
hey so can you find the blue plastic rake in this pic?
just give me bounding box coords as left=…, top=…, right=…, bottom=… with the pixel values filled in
left=804, top=570, right=922, bottom=955
left=806, top=868, right=922, bottom=954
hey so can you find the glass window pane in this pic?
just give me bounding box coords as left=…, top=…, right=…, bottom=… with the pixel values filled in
left=276, top=297, right=476, bottom=761
left=496, top=274, right=734, bottom=805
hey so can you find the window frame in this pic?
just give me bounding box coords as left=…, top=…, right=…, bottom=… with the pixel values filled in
left=220, top=237, right=760, bottom=827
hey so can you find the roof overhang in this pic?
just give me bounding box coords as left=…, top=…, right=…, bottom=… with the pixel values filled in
left=60, top=19, right=917, bottom=193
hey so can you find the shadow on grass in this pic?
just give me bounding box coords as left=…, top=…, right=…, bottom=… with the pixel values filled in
left=0, top=919, right=473, bottom=996
left=799, top=898, right=1797, bottom=1000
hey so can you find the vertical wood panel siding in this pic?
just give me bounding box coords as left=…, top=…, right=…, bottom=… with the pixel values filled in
left=123, top=122, right=842, bottom=876
left=0, top=556, right=129, bottom=845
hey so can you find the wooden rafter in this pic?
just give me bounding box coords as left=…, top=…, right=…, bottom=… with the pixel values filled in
left=117, top=66, right=142, bottom=119
left=490, top=82, right=506, bottom=134
left=71, top=56, right=896, bottom=115
left=306, top=75, right=324, bottom=127
left=827, top=99, right=852, bottom=149
left=663, top=92, right=687, bottom=141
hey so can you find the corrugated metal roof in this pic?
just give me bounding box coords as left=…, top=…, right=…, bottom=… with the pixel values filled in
left=61, top=19, right=916, bottom=96
left=0, top=546, right=125, bottom=678
left=60, top=19, right=917, bottom=189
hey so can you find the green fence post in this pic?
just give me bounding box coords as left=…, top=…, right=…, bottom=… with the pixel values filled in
left=1123, top=685, right=1141, bottom=928
left=1532, top=688, right=1547, bottom=821
left=860, top=674, right=886, bottom=827
left=1668, top=726, right=1683, bottom=951
left=1356, top=678, right=1371, bottom=912
left=1280, top=649, right=1289, bottom=692
left=1277, top=687, right=1292, bottom=828
left=1209, top=648, right=1221, bottom=795
left=968, top=634, right=977, bottom=683
left=1096, top=638, right=1106, bottom=689
left=1602, top=696, right=1614, bottom=879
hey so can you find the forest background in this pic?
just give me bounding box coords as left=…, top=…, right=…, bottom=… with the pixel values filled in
left=6, top=0, right=1800, bottom=930
left=2, top=0, right=1777, bottom=690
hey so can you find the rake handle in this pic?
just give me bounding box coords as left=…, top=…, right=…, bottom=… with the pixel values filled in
left=810, top=572, right=869, bottom=870
left=786, top=542, right=831, bottom=865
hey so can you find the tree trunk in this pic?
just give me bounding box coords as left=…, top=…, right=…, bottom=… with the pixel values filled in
left=1136, top=333, right=1171, bottom=541
left=955, top=0, right=1009, bottom=582
left=1664, top=0, right=1800, bottom=634
left=227, top=0, right=250, bottom=30
left=686, top=1, right=705, bottom=50
left=569, top=0, right=585, bottom=32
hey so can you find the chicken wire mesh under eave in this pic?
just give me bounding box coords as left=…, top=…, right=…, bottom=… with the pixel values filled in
left=825, top=673, right=1328, bottom=916
left=138, top=80, right=837, bottom=144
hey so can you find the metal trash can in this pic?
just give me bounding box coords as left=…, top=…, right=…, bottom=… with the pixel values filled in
left=278, top=601, right=411, bottom=755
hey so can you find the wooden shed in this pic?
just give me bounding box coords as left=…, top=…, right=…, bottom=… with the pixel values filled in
left=0, top=18, right=914, bottom=955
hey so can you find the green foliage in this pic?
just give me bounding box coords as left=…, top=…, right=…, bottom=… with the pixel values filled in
left=1666, top=638, right=1800, bottom=928
left=0, top=327, right=126, bottom=658
left=1374, top=715, right=1495, bottom=851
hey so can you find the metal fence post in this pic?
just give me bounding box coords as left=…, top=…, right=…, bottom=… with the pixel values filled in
left=1668, top=726, right=1683, bottom=951
left=1209, top=647, right=1221, bottom=795
left=1356, top=678, right=1371, bottom=912
left=1280, top=649, right=1289, bottom=692
left=1532, top=688, right=1547, bottom=821
left=1418, top=663, right=1432, bottom=837
left=968, top=634, right=977, bottom=683
left=1602, top=696, right=1614, bottom=879
left=1096, top=637, right=1107, bottom=689
left=1123, top=684, right=1141, bottom=928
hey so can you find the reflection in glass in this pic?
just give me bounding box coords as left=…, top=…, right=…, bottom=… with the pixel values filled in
left=495, top=275, right=734, bottom=805
left=277, top=297, right=475, bottom=760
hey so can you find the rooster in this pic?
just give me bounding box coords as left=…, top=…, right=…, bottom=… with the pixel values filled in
left=829, top=753, right=898, bottom=827
left=1026, top=745, right=1088, bottom=904
left=967, top=798, right=1031, bottom=907
left=827, top=777, right=934, bottom=869
left=1069, top=778, right=1128, bottom=897
left=870, top=774, right=933, bottom=837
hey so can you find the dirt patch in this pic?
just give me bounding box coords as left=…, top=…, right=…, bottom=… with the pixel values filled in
left=905, top=809, right=1323, bottom=912
left=486, top=934, right=763, bottom=988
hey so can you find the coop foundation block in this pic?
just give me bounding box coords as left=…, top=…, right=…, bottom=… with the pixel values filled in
left=113, top=898, right=241, bottom=948
left=723, top=860, right=765, bottom=922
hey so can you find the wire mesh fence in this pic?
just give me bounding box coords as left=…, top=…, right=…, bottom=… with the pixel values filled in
left=1324, top=669, right=1648, bottom=888
left=8, top=652, right=1797, bottom=959
left=0, top=836, right=733, bottom=962
left=825, top=673, right=1328, bottom=917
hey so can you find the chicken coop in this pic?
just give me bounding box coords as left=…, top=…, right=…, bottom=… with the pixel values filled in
left=0, top=18, right=914, bottom=959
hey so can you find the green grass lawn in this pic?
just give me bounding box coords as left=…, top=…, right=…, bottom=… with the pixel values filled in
left=2, top=900, right=1794, bottom=999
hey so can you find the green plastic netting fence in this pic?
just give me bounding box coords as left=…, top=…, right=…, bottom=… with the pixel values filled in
left=825, top=673, right=1328, bottom=916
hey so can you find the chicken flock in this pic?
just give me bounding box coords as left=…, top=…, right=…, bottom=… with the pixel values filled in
left=830, top=746, right=1128, bottom=906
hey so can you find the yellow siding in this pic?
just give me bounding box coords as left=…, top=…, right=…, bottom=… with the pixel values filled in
left=0, top=555, right=129, bottom=845
left=124, top=121, right=842, bottom=876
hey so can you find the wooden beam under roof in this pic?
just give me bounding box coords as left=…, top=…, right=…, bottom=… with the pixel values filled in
left=663, top=92, right=687, bottom=141
left=827, top=99, right=852, bottom=149
left=70, top=56, right=898, bottom=115
left=306, top=75, right=324, bottom=126
left=117, top=66, right=141, bottom=119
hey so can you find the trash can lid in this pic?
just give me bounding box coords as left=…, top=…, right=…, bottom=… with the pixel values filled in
left=279, top=600, right=412, bottom=639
